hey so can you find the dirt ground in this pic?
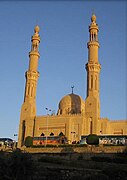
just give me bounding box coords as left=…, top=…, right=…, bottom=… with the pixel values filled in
left=31, top=152, right=127, bottom=179
left=0, top=149, right=127, bottom=179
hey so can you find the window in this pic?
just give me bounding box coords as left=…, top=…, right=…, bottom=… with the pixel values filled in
left=91, top=75, right=93, bottom=89
left=95, top=75, right=97, bottom=90
left=41, top=132, right=45, bottom=136
left=50, top=132, right=54, bottom=136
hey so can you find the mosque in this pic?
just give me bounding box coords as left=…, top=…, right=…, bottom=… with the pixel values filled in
left=18, top=15, right=127, bottom=147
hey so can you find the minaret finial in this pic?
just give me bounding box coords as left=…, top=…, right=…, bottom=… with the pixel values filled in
left=91, top=14, right=96, bottom=23
left=34, top=25, right=40, bottom=35
left=30, top=25, right=40, bottom=53
left=92, top=9, right=94, bottom=15
left=71, top=86, right=74, bottom=94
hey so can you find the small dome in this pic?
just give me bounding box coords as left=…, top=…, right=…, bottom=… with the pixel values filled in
left=58, top=93, right=85, bottom=115
left=34, top=25, right=40, bottom=34
left=91, top=14, right=96, bottom=22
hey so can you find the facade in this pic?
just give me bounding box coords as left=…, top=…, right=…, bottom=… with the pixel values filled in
left=18, top=15, right=127, bottom=148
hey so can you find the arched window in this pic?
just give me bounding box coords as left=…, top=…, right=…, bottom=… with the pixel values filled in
left=31, top=84, right=34, bottom=97
left=22, top=120, right=26, bottom=145
left=90, top=118, right=92, bottom=134
left=41, top=132, right=45, bottom=136
left=95, top=75, right=97, bottom=90
left=50, top=132, right=54, bottom=136
left=28, top=84, right=30, bottom=96
left=91, top=75, right=93, bottom=89
left=94, top=34, right=96, bottom=41
left=59, top=132, right=64, bottom=137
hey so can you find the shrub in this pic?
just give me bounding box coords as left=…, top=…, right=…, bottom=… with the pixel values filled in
left=91, top=156, right=112, bottom=163
left=102, top=166, right=127, bottom=179
left=0, top=151, right=8, bottom=178
left=61, top=146, right=74, bottom=153
left=9, top=149, right=35, bottom=179
left=86, top=134, right=99, bottom=145
left=24, top=136, right=33, bottom=147
left=45, top=144, right=57, bottom=148
left=0, top=149, right=35, bottom=180
left=38, top=156, right=62, bottom=164
left=77, top=154, right=84, bottom=160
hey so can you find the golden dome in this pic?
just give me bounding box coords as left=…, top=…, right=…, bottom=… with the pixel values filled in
left=58, top=93, right=85, bottom=115
left=91, top=14, right=96, bottom=22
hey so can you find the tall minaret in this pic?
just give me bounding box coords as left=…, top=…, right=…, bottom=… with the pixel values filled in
left=18, top=26, right=40, bottom=147
left=85, top=14, right=101, bottom=134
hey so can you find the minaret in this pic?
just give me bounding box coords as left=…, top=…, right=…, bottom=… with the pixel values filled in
left=86, top=14, right=101, bottom=98
left=18, top=26, right=40, bottom=147
left=85, top=14, right=101, bottom=134
left=24, top=25, right=40, bottom=104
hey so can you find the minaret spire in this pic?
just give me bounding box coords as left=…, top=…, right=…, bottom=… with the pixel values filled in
left=71, top=86, right=74, bottom=94
left=29, top=25, right=40, bottom=71
left=24, top=25, right=40, bottom=102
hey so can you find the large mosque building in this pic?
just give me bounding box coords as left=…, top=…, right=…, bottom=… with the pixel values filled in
left=18, top=15, right=127, bottom=147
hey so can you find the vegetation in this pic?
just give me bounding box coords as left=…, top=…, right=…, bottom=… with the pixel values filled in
left=24, top=136, right=33, bottom=147
left=77, top=153, right=84, bottom=160
left=61, top=146, right=74, bottom=153
left=38, top=156, right=63, bottom=164
left=0, top=149, right=127, bottom=179
left=0, top=149, right=35, bottom=180
left=86, top=134, right=99, bottom=145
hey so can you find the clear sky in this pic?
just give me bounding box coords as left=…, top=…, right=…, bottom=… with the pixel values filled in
left=0, top=0, right=126, bottom=140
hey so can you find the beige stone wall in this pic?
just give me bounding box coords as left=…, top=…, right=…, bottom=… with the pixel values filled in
left=34, top=115, right=85, bottom=143
left=99, top=118, right=127, bottom=135
left=85, top=96, right=101, bottom=134
left=99, top=118, right=109, bottom=134
left=25, top=145, right=126, bottom=154
left=108, top=120, right=127, bottom=135
left=33, top=116, right=127, bottom=144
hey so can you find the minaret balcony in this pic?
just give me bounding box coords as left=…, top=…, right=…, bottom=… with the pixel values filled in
left=87, top=41, right=100, bottom=48
left=89, top=25, right=99, bottom=31
left=32, top=35, right=40, bottom=42
left=86, top=63, right=101, bottom=73
left=26, top=71, right=39, bottom=80
left=29, top=51, right=40, bottom=58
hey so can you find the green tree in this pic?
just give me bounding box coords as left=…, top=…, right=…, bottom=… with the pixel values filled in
left=86, top=134, right=99, bottom=145
left=24, top=136, right=33, bottom=147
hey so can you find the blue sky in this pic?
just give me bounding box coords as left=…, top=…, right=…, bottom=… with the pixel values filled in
left=0, top=0, right=126, bottom=140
